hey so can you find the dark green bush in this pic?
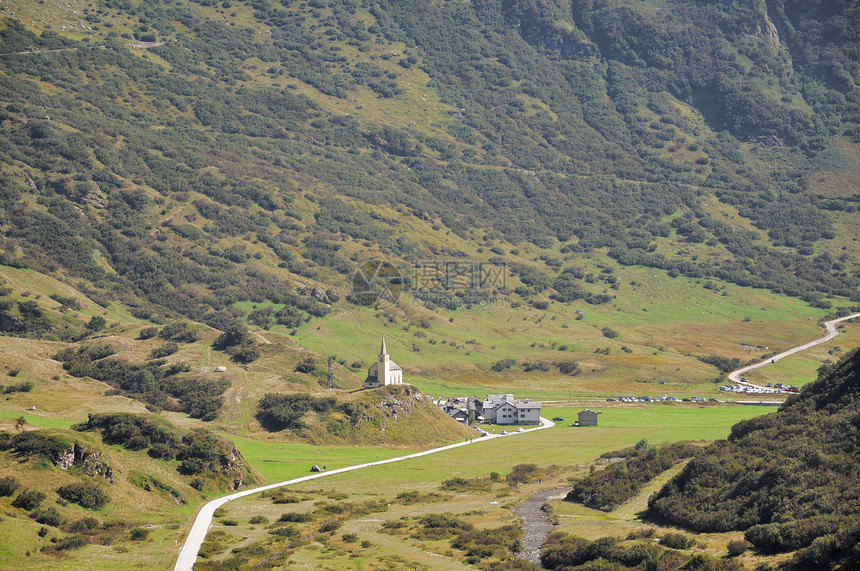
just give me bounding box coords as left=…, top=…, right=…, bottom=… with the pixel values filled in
left=278, top=512, right=312, bottom=523
left=726, top=540, right=750, bottom=556
left=56, top=482, right=109, bottom=510
left=271, top=525, right=300, bottom=537
left=659, top=532, right=694, bottom=549
left=0, top=476, right=20, bottom=496
left=31, top=507, right=65, bottom=527
left=129, top=527, right=151, bottom=541
left=12, top=489, right=45, bottom=510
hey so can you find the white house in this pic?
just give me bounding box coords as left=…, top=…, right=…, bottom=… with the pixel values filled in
left=364, top=338, right=403, bottom=389
left=515, top=401, right=541, bottom=425
left=482, top=394, right=541, bottom=425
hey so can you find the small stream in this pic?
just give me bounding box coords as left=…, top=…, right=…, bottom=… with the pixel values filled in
left=514, top=487, right=571, bottom=568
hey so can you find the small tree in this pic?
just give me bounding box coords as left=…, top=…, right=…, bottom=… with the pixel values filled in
left=86, top=315, right=107, bottom=332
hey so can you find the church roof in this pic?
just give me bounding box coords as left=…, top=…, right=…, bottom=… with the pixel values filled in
left=380, top=337, right=387, bottom=355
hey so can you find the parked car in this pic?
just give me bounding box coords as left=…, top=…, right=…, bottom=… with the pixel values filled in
left=501, top=430, right=509, bottom=435
left=552, top=416, right=565, bottom=422
left=516, top=427, right=525, bottom=433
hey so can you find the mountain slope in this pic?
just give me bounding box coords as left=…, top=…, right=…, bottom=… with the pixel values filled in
left=0, top=0, right=858, bottom=331
left=648, top=347, right=860, bottom=568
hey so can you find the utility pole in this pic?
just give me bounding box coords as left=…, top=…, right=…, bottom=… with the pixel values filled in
left=328, top=356, right=334, bottom=390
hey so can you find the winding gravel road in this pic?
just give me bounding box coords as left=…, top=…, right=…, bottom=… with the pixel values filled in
left=728, top=312, right=860, bottom=386
left=173, top=417, right=555, bottom=570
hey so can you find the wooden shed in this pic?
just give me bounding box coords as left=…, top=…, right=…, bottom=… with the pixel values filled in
left=577, top=409, right=599, bottom=426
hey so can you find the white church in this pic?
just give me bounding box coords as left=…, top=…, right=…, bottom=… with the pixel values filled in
left=364, top=338, right=403, bottom=388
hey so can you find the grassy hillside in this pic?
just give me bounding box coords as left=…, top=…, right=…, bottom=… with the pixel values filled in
left=0, top=415, right=255, bottom=570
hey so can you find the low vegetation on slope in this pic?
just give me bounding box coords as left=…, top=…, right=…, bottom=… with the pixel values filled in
left=565, top=440, right=700, bottom=512
left=256, top=384, right=476, bottom=446
left=541, top=530, right=741, bottom=571
left=648, top=348, right=860, bottom=569
left=74, top=413, right=258, bottom=490
left=54, top=340, right=230, bottom=421
left=0, top=410, right=256, bottom=565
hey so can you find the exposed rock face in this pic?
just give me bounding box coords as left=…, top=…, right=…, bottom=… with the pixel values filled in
left=55, top=447, right=75, bottom=470
left=379, top=384, right=423, bottom=418
left=752, top=17, right=779, bottom=41
left=53, top=442, right=113, bottom=483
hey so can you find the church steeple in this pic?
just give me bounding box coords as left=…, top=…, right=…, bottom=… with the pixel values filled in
left=365, top=337, right=402, bottom=388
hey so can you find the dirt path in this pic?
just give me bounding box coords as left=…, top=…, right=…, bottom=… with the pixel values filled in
left=514, top=487, right=570, bottom=568
left=728, top=312, right=860, bottom=387
left=251, top=330, right=271, bottom=345
left=610, top=459, right=690, bottom=521
left=151, top=204, right=187, bottom=235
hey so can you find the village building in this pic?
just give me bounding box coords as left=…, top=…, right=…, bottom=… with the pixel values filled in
left=364, top=338, right=403, bottom=389
left=481, top=394, right=541, bottom=425
left=577, top=409, right=599, bottom=426
left=436, top=396, right=485, bottom=423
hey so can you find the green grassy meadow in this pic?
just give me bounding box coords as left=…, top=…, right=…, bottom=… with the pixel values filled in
left=289, top=404, right=769, bottom=493
left=212, top=403, right=771, bottom=489
left=224, top=434, right=430, bottom=483
left=195, top=403, right=771, bottom=569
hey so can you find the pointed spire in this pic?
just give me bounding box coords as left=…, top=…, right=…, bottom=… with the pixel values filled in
left=380, top=337, right=387, bottom=356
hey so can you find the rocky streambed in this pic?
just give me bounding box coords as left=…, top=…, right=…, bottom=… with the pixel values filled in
left=514, top=487, right=571, bottom=568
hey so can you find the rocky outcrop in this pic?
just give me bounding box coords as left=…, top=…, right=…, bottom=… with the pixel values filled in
left=53, top=442, right=113, bottom=483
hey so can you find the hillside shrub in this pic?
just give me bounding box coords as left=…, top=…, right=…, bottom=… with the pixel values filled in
left=506, top=464, right=541, bottom=485
left=57, top=482, right=109, bottom=510
left=726, top=540, right=750, bottom=556
left=12, top=489, right=45, bottom=510
left=0, top=476, right=20, bottom=496
left=279, top=512, right=312, bottom=523
left=31, top=507, right=65, bottom=527
left=65, top=517, right=100, bottom=533
left=271, top=525, right=300, bottom=537
left=255, top=392, right=337, bottom=430
left=491, top=359, right=515, bottom=372
left=659, top=532, right=695, bottom=549
left=413, top=513, right=472, bottom=540
left=138, top=327, right=158, bottom=340
left=129, top=527, right=151, bottom=541
left=150, top=342, right=178, bottom=359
